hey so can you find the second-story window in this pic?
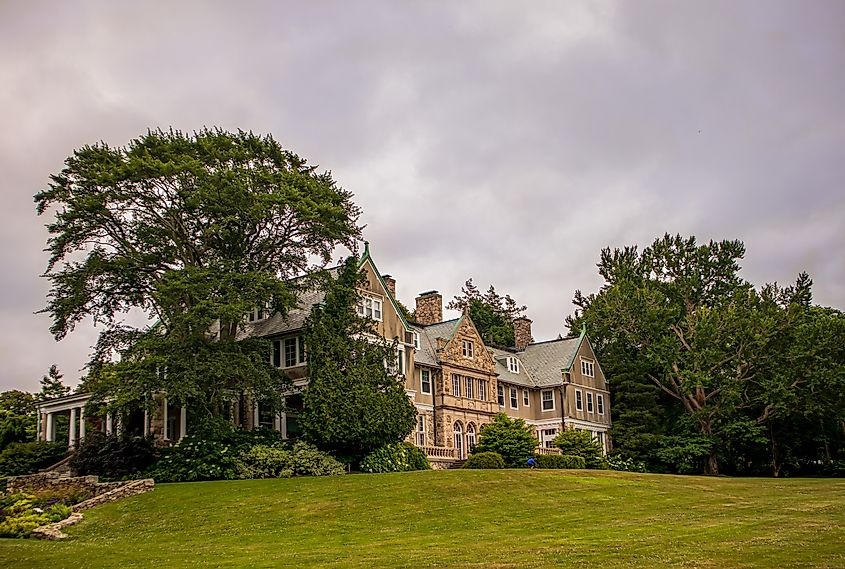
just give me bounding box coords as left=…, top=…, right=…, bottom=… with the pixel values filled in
left=421, top=369, right=431, bottom=394
left=587, top=392, right=594, bottom=413
left=542, top=389, right=554, bottom=411
left=597, top=394, right=604, bottom=415
left=497, top=384, right=505, bottom=406
left=452, top=374, right=461, bottom=397
left=274, top=336, right=305, bottom=369
left=576, top=390, right=583, bottom=411
left=357, top=294, right=383, bottom=321
left=522, top=389, right=530, bottom=407
left=509, top=387, right=518, bottom=409
left=581, top=358, right=595, bottom=378
left=465, top=377, right=474, bottom=399
left=478, top=380, right=487, bottom=401
left=462, top=340, right=474, bottom=358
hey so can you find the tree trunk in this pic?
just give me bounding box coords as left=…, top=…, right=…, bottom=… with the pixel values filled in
left=700, top=417, right=719, bottom=475
left=770, top=423, right=781, bottom=478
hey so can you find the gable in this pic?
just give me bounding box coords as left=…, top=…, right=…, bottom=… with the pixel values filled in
left=438, top=314, right=496, bottom=374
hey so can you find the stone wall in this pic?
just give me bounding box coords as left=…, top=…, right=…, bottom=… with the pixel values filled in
left=6, top=471, right=153, bottom=509
left=415, top=291, right=442, bottom=325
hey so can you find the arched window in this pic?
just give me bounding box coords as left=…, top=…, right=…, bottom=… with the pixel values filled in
left=466, top=423, right=476, bottom=453
left=453, top=421, right=464, bottom=459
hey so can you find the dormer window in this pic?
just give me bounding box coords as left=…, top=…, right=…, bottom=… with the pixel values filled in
left=462, top=340, right=474, bottom=358
left=357, top=294, right=383, bottom=321
left=507, top=357, right=520, bottom=374
left=248, top=306, right=269, bottom=322
left=581, top=358, right=595, bottom=378
left=413, top=332, right=420, bottom=350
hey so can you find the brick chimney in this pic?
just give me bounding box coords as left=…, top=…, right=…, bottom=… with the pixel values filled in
left=382, top=274, right=396, bottom=298
left=415, top=291, right=442, bottom=325
left=513, top=317, right=533, bottom=350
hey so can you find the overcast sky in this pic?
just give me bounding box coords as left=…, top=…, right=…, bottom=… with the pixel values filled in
left=2, top=1, right=843, bottom=392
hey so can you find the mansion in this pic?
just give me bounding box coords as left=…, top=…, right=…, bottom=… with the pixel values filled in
left=36, top=244, right=611, bottom=461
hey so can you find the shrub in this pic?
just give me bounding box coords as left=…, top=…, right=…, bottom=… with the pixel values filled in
left=0, top=441, right=68, bottom=477
left=473, top=413, right=537, bottom=467
left=45, top=503, right=73, bottom=523
left=360, top=442, right=431, bottom=473
left=286, top=442, right=346, bottom=476
left=552, top=430, right=606, bottom=469
left=534, top=454, right=585, bottom=469
left=0, top=493, right=63, bottom=538
left=463, top=452, right=505, bottom=469
left=145, top=436, right=240, bottom=482
left=606, top=454, right=648, bottom=473
left=236, top=442, right=345, bottom=478
left=71, top=432, right=157, bottom=480
left=28, top=482, right=95, bottom=507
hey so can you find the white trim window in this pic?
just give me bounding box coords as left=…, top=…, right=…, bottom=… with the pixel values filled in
left=478, top=380, right=487, bottom=401
left=541, top=389, right=554, bottom=411
left=522, top=389, right=530, bottom=407
left=507, top=357, right=519, bottom=374
left=509, top=387, right=518, bottom=409
left=274, top=337, right=306, bottom=368
left=497, top=384, right=505, bottom=406
left=581, top=358, right=595, bottom=378
left=247, top=306, right=269, bottom=322
left=451, top=374, right=462, bottom=397
left=420, top=369, right=431, bottom=395
left=597, top=394, right=604, bottom=415
left=357, top=294, right=383, bottom=321
left=412, top=332, right=420, bottom=350
left=465, top=377, right=474, bottom=400
left=575, top=389, right=583, bottom=411
left=587, top=392, right=594, bottom=413
left=395, top=347, right=405, bottom=376
left=466, top=423, right=476, bottom=452
left=416, top=415, right=426, bottom=446
left=541, top=428, right=557, bottom=448
left=462, top=340, right=474, bottom=358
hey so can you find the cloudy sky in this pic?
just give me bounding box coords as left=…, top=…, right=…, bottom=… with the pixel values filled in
left=2, top=1, right=844, bottom=392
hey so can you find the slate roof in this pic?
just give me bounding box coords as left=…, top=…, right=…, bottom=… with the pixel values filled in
left=492, top=336, right=582, bottom=388
left=412, top=318, right=461, bottom=367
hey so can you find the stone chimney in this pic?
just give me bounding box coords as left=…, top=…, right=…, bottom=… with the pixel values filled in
left=382, top=274, right=396, bottom=298
left=513, top=317, right=533, bottom=350
left=415, top=291, right=443, bottom=325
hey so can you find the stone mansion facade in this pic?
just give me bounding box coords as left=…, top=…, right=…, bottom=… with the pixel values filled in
left=36, top=244, right=611, bottom=460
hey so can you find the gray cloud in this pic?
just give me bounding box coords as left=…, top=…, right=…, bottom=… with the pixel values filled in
left=2, top=0, right=843, bottom=391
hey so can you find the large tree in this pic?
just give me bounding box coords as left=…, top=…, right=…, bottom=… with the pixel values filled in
left=447, top=279, right=527, bottom=347
left=36, top=128, right=362, bottom=418
left=300, top=257, right=416, bottom=461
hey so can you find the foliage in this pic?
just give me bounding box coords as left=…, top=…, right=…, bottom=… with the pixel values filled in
left=301, top=257, right=417, bottom=460
left=462, top=451, right=505, bottom=469
left=0, top=493, right=72, bottom=538
left=568, top=233, right=845, bottom=476
left=447, top=279, right=527, bottom=347
left=39, top=365, right=70, bottom=400
left=533, top=454, right=586, bottom=469
left=359, top=442, right=431, bottom=473
left=605, top=454, right=648, bottom=473
left=236, top=442, right=345, bottom=479
left=473, top=413, right=537, bottom=467
left=552, top=429, right=606, bottom=469
left=37, top=128, right=362, bottom=421
left=71, top=432, right=157, bottom=479
left=145, top=436, right=240, bottom=482
left=0, top=441, right=68, bottom=477
left=0, top=391, right=38, bottom=451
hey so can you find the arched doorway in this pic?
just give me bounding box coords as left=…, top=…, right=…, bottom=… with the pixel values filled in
left=453, top=421, right=464, bottom=459
left=466, top=423, right=476, bottom=454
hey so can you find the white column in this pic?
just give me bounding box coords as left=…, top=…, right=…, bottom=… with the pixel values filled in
left=68, top=408, right=78, bottom=447
left=179, top=406, right=187, bottom=441
left=273, top=413, right=281, bottom=433
left=143, top=409, right=150, bottom=436
left=46, top=413, right=54, bottom=442
left=105, top=413, right=113, bottom=435
left=280, top=412, right=287, bottom=439
left=79, top=407, right=86, bottom=441
left=163, top=398, right=169, bottom=440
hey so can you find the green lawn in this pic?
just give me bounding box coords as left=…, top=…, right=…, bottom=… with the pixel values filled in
left=1, top=470, right=844, bottom=568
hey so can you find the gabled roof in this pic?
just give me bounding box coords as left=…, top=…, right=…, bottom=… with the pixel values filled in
left=491, top=332, right=584, bottom=388
left=412, top=318, right=461, bottom=367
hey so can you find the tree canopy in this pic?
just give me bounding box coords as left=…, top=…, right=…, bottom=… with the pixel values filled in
left=447, top=280, right=527, bottom=347
left=300, top=257, right=416, bottom=461
left=569, top=233, right=845, bottom=476
left=36, top=128, right=362, bottom=417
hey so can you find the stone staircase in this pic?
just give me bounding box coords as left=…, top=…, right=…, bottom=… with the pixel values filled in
left=447, top=459, right=466, bottom=470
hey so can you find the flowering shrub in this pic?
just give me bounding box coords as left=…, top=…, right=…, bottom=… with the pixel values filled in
left=606, top=455, right=648, bottom=473
left=463, top=452, right=505, bottom=469
left=236, top=442, right=345, bottom=478
left=0, top=493, right=72, bottom=538
left=360, top=442, right=431, bottom=473
left=145, top=437, right=240, bottom=482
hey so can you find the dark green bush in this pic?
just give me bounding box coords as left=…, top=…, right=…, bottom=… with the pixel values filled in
left=360, top=442, right=431, bottom=473
left=534, top=454, right=586, bottom=469
left=463, top=452, right=505, bottom=469
left=0, top=441, right=68, bottom=477
left=552, top=430, right=607, bottom=469
left=71, top=432, right=157, bottom=479
left=473, top=413, right=537, bottom=467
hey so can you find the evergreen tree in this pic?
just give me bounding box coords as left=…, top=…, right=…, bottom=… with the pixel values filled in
left=39, top=364, right=70, bottom=400
left=447, top=280, right=527, bottom=347
left=300, top=257, right=416, bottom=461
left=473, top=413, right=537, bottom=466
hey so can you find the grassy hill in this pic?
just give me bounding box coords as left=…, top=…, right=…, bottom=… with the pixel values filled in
left=2, top=469, right=844, bottom=568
